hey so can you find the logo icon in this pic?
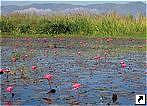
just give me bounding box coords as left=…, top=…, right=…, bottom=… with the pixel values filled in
left=136, top=94, right=146, bottom=105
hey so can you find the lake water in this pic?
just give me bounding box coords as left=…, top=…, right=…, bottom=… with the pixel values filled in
left=0, top=38, right=146, bottom=105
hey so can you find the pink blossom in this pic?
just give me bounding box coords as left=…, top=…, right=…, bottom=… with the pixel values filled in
left=121, top=63, right=126, bottom=68
left=73, top=83, right=81, bottom=90
left=43, top=74, right=53, bottom=80
left=93, top=55, right=101, bottom=60
left=120, top=61, right=124, bottom=64
left=0, top=69, right=11, bottom=73
left=32, top=66, right=37, bottom=70
left=6, top=86, right=13, bottom=93
left=77, top=51, right=81, bottom=55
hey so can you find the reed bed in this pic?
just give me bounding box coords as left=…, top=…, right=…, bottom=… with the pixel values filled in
left=0, top=12, right=146, bottom=38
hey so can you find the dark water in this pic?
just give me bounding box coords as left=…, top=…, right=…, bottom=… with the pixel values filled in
left=0, top=38, right=146, bottom=105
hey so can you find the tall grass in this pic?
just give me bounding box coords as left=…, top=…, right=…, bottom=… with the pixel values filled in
left=0, top=12, right=146, bottom=38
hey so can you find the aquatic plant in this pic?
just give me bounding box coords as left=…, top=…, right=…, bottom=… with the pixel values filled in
left=6, top=86, right=14, bottom=98
left=72, top=83, right=81, bottom=101
left=43, top=74, right=53, bottom=89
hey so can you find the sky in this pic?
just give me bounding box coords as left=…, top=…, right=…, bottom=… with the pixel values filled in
left=1, top=0, right=146, bottom=6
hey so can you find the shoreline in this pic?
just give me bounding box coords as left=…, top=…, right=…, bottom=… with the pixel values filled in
left=1, top=33, right=146, bottom=40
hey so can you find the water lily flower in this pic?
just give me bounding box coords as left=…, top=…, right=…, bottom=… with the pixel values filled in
left=77, top=51, right=81, bottom=55
left=43, top=74, right=53, bottom=80
left=6, top=86, right=13, bottom=93
left=120, top=61, right=126, bottom=68
left=120, top=61, right=124, bottom=64
left=6, top=86, right=14, bottom=98
left=121, top=63, right=126, bottom=68
left=93, top=55, right=101, bottom=60
left=43, top=74, right=53, bottom=89
left=72, top=83, right=81, bottom=101
left=73, top=83, right=81, bottom=90
left=32, top=66, right=37, bottom=70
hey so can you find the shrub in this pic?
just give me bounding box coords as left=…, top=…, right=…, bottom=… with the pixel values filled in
left=18, top=24, right=31, bottom=33
left=0, top=20, right=16, bottom=33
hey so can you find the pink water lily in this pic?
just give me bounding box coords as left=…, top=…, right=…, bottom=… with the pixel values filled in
left=73, top=83, right=81, bottom=101
left=6, top=86, right=13, bottom=93
left=32, top=66, right=37, bottom=70
left=77, top=51, right=81, bottom=55
left=106, top=38, right=113, bottom=42
left=93, top=55, right=101, bottom=60
left=121, top=63, right=126, bottom=68
left=4, top=101, right=13, bottom=106
left=0, top=68, right=5, bottom=73
left=138, top=45, right=143, bottom=48
left=120, top=61, right=126, bottom=68
left=44, top=74, right=53, bottom=89
left=43, top=74, right=53, bottom=80
left=80, top=41, right=84, bottom=45
left=120, top=61, right=124, bottom=64
left=25, top=55, right=28, bottom=58
left=45, top=49, right=48, bottom=52
left=73, top=83, right=81, bottom=90
left=0, top=68, right=11, bottom=73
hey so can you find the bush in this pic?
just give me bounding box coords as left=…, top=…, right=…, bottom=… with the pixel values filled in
left=18, top=24, right=31, bottom=33
left=0, top=20, right=16, bottom=33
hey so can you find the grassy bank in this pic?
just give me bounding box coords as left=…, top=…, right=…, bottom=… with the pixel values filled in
left=1, top=33, right=146, bottom=40
left=0, top=13, right=146, bottom=38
